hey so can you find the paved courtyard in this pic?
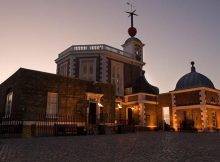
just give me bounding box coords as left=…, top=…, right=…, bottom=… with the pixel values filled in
left=1, top=132, right=220, bottom=162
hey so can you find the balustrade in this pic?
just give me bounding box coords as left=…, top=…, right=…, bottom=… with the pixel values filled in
left=59, top=44, right=132, bottom=58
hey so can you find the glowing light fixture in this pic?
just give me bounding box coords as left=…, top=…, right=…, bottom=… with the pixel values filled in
left=98, top=102, right=103, bottom=107
left=117, top=103, right=122, bottom=109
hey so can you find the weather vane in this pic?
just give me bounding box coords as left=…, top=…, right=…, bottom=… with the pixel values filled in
left=126, top=2, right=138, bottom=37
left=126, top=2, right=138, bottom=27
left=127, top=2, right=134, bottom=12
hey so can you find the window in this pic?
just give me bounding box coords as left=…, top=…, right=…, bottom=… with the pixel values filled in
left=79, top=59, right=96, bottom=81
left=125, top=87, right=132, bottom=95
left=111, top=61, right=124, bottom=96
left=212, top=112, right=217, bottom=128
left=46, top=92, right=58, bottom=117
left=59, top=62, right=68, bottom=76
left=146, top=115, right=150, bottom=126
left=5, top=91, right=13, bottom=117
left=134, top=45, right=142, bottom=61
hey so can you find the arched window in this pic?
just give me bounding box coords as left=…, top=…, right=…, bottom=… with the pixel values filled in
left=5, top=90, right=13, bottom=116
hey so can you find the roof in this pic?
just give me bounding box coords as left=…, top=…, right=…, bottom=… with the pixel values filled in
left=130, top=71, right=159, bottom=95
left=175, top=62, right=215, bottom=91
left=123, top=37, right=143, bottom=45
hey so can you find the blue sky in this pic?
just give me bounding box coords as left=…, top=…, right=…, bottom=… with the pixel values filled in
left=0, top=0, right=219, bottom=93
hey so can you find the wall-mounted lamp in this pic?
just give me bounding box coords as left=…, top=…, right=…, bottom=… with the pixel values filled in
left=117, top=103, right=122, bottom=109
left=98, top=102, right=103, bottom=107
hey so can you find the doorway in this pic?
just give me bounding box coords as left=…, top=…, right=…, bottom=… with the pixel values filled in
left=89, top=102, right=96, bottom=124
left=128, top=108, right=133, bottom=125
left=163, top=107, right=170, bottom=125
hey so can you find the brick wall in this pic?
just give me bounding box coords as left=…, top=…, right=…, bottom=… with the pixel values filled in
left=175, top=90, right=201, bottom=106
left=0, top=68, right=115, bottom=122
left=144, top=103, right=159, bottom=127
left=205, top=91, right=220, bottom=106
left=124, top=63, right=142, bottom=88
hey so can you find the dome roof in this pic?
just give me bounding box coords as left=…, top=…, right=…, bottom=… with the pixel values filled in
left=124, top=37, right=143, bottom=45
left=175, top=62, right=215, bottom=91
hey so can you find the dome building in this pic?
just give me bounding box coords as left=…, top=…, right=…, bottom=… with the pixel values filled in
left=159, top=62, right=220, bottom=132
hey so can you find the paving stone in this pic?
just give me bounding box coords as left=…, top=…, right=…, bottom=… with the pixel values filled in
left=0, top=132, right=220, bottom=162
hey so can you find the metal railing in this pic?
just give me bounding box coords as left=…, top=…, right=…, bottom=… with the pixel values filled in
left=0, top=113, right=111, bottom=138
left=0, top=114, right=23, bottom=138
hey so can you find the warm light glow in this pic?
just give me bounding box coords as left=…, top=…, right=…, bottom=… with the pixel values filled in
left=98, top=102, right=103, bottom=107
left=163, top=107, right=170, bottom=124
left=117, top=104, right=122, bottom=109
left=147, top=126, right=157, bottom=128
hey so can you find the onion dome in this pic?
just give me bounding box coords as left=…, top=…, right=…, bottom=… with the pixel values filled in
left=175, top=62, right=215, bottom=90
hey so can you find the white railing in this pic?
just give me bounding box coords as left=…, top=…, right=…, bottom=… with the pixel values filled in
left=58, top=44, right=132, bottom=58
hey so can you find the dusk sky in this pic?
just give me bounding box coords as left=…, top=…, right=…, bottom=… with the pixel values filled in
left=0, top=0, right=220, bottom=93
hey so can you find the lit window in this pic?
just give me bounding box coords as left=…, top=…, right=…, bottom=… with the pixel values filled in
left=46, top=92, right=58, bottom=117
left=5, top=91, right=13, bottom=117
left=79, top=59, right=96, bottom=81
left=111, top=61, right=124, bottom=96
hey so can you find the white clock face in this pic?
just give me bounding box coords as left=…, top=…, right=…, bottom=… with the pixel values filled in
left=134, top=46, right=141, bottom=61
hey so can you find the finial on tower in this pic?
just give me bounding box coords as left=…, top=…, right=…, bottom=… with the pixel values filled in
left=126, top=2, right=138, bottom=37
left=191, top=61, right=196, bottom=72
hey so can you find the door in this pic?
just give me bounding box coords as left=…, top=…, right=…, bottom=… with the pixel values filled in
left=128, top=108, right=133, bottom=125
left=89, top=103, right=97, bottom=124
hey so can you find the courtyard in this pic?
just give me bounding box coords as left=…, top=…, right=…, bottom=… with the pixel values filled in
left=0, top=132, right=220, bottom=162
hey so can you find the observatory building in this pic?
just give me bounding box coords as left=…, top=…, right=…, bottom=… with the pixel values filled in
left=0, top=8, right=220, bottom=137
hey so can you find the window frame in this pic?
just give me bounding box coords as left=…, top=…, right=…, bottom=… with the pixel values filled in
left=4, top=91, right=13, bottom=117
left=46, top=92, right=58, bottom=118
left=79, top=58, right=97, bottom=81
left=111, top=60, right=124, bottom=96
left=59, top=62, right=68, bottom=76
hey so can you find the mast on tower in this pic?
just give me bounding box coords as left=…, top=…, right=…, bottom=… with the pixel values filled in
left=126, top=2, right=138, bottom=37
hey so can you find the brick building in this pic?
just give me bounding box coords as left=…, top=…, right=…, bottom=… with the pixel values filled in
left=1, top=9, right=218, bottom=136
left=54, top=10, right=161, bottom=129
left=159, top=62, right=220, bottom=132
left=0, top=68, right=116, bottom=136
left=0, top=10, right=163, bottom=136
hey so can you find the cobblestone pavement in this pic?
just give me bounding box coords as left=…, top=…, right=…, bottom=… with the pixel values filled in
left=1, top=132, right=220, bottom=162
